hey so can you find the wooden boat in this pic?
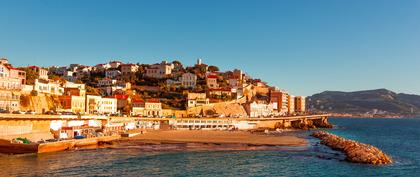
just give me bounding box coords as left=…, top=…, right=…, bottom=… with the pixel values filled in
left=0, top=139, right=38, bottom=154
left=37, top=140, right=74, bottom=154
left=0, top=136, right=120, bottom=154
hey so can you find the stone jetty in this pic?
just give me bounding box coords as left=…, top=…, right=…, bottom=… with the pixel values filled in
left=312, top=131, right=392, bottom=165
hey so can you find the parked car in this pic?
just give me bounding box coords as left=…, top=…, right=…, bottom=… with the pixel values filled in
left=60, top=112, right=76, bottom=115
left=25, top=110, right=36, bottom=115
left=0, top=109, right=11, bottom=113
left=44, top=111, right=58, bottom=115
left=12, top=110, right=26, bottom=114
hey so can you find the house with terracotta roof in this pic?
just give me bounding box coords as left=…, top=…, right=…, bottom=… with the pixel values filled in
left=131, top=99, right=145, bottom=116
left=206, top=73, right=219, bottom=89
left=145, top=61, right=173, bottom=78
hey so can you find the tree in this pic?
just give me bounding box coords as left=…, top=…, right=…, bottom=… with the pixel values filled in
left=86, top=86, right=101, bottom=95
left=18, top=67, right=37, bottom=85
left=208, top=65, right=219, bottom=72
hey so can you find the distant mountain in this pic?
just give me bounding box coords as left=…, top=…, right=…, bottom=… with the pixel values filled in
left=307, top=89, right=420, bottom=117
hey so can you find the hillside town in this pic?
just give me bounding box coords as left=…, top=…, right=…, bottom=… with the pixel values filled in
left=0, top=58, right=307, bottom=118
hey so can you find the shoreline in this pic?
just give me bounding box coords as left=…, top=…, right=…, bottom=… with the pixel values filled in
left=119, top=130, right=308, bottom=147
left=330, top=116, right=418, bottom=119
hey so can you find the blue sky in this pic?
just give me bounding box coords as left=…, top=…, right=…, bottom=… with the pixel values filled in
left=1, top=0, right=419, bottom=96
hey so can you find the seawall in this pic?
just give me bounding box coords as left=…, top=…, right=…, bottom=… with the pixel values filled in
left=312, top=131, right=392, bottom=165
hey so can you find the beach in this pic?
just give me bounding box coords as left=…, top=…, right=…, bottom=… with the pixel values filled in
left=122, top=130, right=307, bottom=147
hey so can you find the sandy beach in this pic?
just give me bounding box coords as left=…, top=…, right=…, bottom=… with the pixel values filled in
left=125, top=130, right=307, bottom=146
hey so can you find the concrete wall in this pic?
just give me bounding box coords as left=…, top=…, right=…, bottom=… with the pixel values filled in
left=0, top=120, right=53, bottom=141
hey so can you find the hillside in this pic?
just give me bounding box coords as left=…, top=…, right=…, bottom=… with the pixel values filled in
left=307, top=89, right=420, bottom=117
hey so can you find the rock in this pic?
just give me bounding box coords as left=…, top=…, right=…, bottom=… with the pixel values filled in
left=311, top=131, right=392, bottom=165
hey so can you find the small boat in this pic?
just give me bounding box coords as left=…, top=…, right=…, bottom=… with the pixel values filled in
left=0, top=136, right=120, bottom=155
left=0, top=139, right=39, bottom=154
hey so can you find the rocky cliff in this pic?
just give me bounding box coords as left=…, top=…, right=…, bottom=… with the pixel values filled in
left=20, top=93, right=61, bottom=113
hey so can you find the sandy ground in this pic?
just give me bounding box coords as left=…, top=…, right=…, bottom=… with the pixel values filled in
left=127, top=130, right=307, bottom=146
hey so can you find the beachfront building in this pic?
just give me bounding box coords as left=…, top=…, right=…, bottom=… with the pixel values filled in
left=187, top=93, right=210, bottom=108
left=120, top=64, right=139, bottom=75
left=244, top=100, right=274, bottom=118
left=86, top=95, right=102, bottom=114
left=0, top=59, right=25, bottom=111
left=181, top=73, right=197, bottom=88
left=131, top=100, right=145, bottom=116
left=288, top=95, right=295, bottom=115
left=173, top=119, right=233, bottom=130
left=145, top=61, right=173, bottom=78
left=295, top=96, right=306, bottom=113
left=270, top=90, right=289, bottom=115
left=59, top=95, right=86, bottom=113
left=144, top=99, right=162, bottom=117
left=99, top=97, right=118, bottom=115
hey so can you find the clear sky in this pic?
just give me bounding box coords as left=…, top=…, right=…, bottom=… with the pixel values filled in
left=1, top=0, right=419, bottom=96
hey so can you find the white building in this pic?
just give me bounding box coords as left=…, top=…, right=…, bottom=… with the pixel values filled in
left=99, top=97, right=118, bottom=114
left=105, top=70, right=121, bottom=79
left=181, top=73, right=197, bottom=88
left=33, top=79, right=64, bottom=95
left=145, top=61, right=173, bottom=78
left=85, top=95, right=117, bottom=114
left=244, top=101, right=274, bottom=118
left=109, top=61, right=123, bottom=69
left=144, top=99, right=162, bottom=117
left=121, top=64, right=139, bottom=75
left=62, top=71, right=76, bottom=82
left=94, top=63, right=111, bottom=71
left=98, top=78, right=117, bottom=87
left=131, top=100, right=145, bottom=116
left=288, top=95, right=295, bottom=115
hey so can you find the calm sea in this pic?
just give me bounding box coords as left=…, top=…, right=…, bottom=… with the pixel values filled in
left=1, top=118, right=420, bottom=177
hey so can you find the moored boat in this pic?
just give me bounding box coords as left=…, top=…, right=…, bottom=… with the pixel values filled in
left=0, top=135, right=120, bottom=155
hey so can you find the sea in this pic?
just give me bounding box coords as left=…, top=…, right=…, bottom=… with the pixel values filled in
left=1, top=118, right=420, bottom=177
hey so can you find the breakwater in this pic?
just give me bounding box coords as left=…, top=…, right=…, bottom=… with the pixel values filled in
left=312, top=131, right=392, bottom=165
